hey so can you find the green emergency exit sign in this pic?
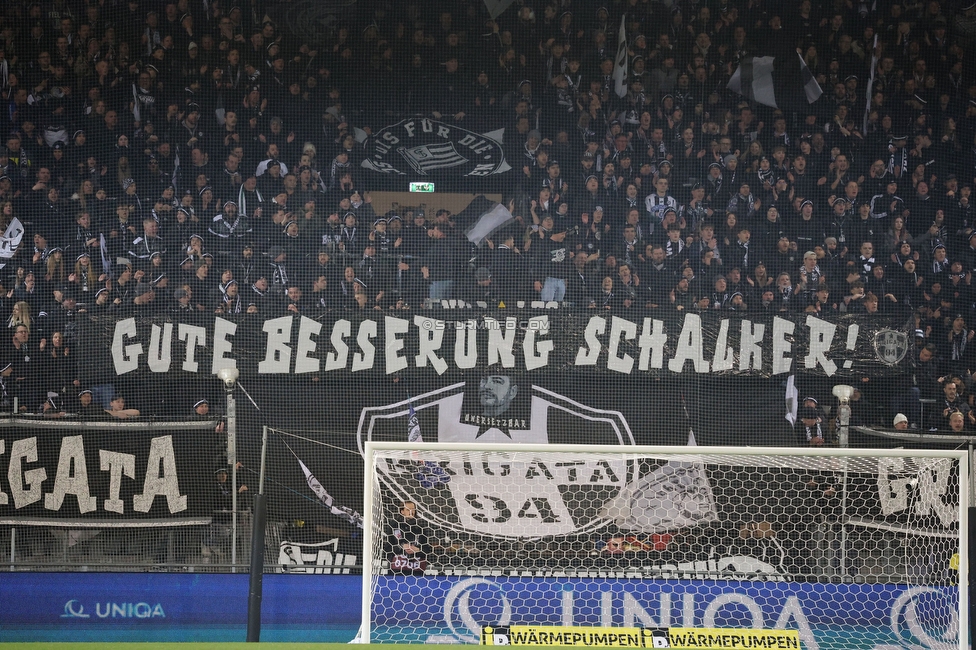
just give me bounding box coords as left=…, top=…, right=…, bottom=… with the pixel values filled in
left=409, top=182, right=435, bottom=192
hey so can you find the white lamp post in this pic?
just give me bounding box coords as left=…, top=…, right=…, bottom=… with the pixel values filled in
left=217, top=367, right=240, bottom=571
left=831, top=384, right=854, bottom=578
left=831, top=384, right=854, bottom=448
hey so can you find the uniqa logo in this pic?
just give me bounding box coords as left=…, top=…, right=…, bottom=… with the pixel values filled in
left=442, top=578, right=511, bottom=642
left=886, top=586, right=958, bottom=650
left=61, top=600, right=90, bottom=618
left=61, top=600, right=165, bottom=619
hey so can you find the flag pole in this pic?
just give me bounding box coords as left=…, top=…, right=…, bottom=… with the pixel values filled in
left=679, top=392, right=698, bottom=444
left=862, top=35, right=878, bottom=135
left=613, top=14, right=628, bottom=99
left=246, top=425, right=269, bottom=642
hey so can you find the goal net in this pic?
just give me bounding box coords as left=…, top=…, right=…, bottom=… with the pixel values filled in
left=361, top=442, right=969, bottom=650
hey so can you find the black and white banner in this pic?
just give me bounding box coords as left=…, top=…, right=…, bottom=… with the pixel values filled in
left=0, top=425, right=213, bottom=526
left=600, top=432, right=719, bottom=534
left=88, top=311, right=912, bottom=379
left=360, top=118, right=510, bottom=177
left=368, top=384, right=636, bottom=538
left=277, top=537, right=359, bottom=574
left=370, top=444, right=960, bottom=541
left=68, top=311, right=929, bottom=542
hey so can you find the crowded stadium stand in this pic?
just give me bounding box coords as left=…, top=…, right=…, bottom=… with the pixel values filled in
left=0, top=0, right=971, bottom=589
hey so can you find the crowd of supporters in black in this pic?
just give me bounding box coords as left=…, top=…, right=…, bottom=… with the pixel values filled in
left=0, top=0, right=975, bottom=427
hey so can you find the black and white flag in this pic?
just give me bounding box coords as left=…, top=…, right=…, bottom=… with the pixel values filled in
left=299, top=458, right=364, bottom=529
left=453, top=196, right=517, bottom=247
left=784, top=374, right=799, bottom=426
left=483, top=0, right=515, bottom=19
left=463, top=203, right=515, bottom=247
left=0, top=217, right=24, bottom=270
left=361, top=120, right=509, bottom=177
left=406, top=401, right=451, bottom=488
left=727, top=53, right=822, bottom=110
left=600, top=430, right=719, bottom=533
left=613, top=14, right=628, bottom=98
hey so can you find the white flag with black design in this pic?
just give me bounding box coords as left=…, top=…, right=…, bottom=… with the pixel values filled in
left=454, top=195, right=516, bottom=247
left=299, top=458, right=364, bottom=529
left=483, top=0, right=515, bottom=19
left=406, top=401, right=451, bottom=488
left=600, top=429, right=718, bottom=533
left=463, top=203, right=515, bottom=246
left=613, top=14, right=628, bottom=98
left=784, top=374, right=799, bottom=426
left=727, top=53, right=822, bottom=110
left=0, top=216, right=24, bottom=270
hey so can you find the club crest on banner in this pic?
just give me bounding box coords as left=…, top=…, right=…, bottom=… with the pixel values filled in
left=358, top=379, right=636, bottom=538
left=600, top=458, right=719, bottom=534
left=361, top=119, right=510, bottom=176
left=873, top=329, right=909, bottom=366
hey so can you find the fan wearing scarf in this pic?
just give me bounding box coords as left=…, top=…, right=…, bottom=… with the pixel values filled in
left=797, top=406, right=828, bottom=446
left=938, top=376, right=970, bottom=429
left=945, top=313, right=976, bottom=377
left=886, top=134, right=909, bottom=178
left=208, top=200, right=251, bottom=254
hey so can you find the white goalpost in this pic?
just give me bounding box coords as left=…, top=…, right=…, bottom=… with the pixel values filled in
left=360, top=442, right=969, bottom=649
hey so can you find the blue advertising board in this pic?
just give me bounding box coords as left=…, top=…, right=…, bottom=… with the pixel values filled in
left=3, top=572, right=965, bottom=649
left=0, top=573, right=361, bottom=642
left=371, top=576, right=964, bottom=650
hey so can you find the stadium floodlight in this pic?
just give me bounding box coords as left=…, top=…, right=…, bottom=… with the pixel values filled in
left=217, top=367, right=239, bottom=391
left=832, top=384, right=854, bottom=403
left=360, top=442, right=968, bottom=649
left=833, top=384, right=855, bottom=448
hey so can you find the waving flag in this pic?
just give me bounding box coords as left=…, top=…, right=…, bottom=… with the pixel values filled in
left=407, top=401, right=451, bottom=488
left=727, top=53, right=822, bottom=110
left=298, top=458, right=364, bottom=529
left=463, top=202, right=515, bottom=247
left=453, top=195, right=516, bottom=247
left=600, top=429, right=718, bottom=533
left=483, top=0, right=515, bottom=20
left=784, top=374, right=799, bottom=426
left=613, top=14, right=628, bottom=98
left=0, top=217, right=24, bottom=270
left=407, top=403, right=424, bottom=443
